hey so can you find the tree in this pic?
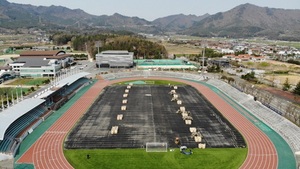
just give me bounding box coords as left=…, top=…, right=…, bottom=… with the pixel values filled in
left=227, top=77, right=235, bottom=83
left=221, top=75, right=228, bottom=81
left=241, top=71, right=256, bottom=82
left=293, top=81, right=300, bottom=95
left=282, top=78, right=291, bottom=91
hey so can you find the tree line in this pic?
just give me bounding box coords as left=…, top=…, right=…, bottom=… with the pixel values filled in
left=50, top=33, right=167, bottom=59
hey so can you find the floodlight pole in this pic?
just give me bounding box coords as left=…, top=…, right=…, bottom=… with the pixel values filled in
left=202, top=47, right=205, bottom=72
left=202, top=40, right=206, bottom=76
left=6, top=94, right=9, bottom=108
left=11, top=91, right=14, bottom=105
left=16, top=88, right=19, bottom=103
left=20, top=85, right=23, bottom=100
left=1, top=96, right=4, bottom=111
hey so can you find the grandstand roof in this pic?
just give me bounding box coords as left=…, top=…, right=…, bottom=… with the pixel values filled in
left=0, top=98, right=45, bottom=140
left=36, top=72, right=90, bottom=99
left=56, top=72, right=90, bottom=87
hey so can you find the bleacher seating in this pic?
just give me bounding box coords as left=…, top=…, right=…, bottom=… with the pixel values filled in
left=0, top=105, right=47, bottom=153
left=0, top=72, right=91, bottom=158
left=64, top=78, right=90, bottom=96
left=207, top=79, right=300, bottom=153
left=101, top=70, right=208, bottom=82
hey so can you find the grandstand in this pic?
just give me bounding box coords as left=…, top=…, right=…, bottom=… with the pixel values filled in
left=101, top=70, right=209, bottom=81
left=0, top=99, right=46, bottom=155
left=206, top=79, right=300, bottom=153
left=0, top=69, right=92, bottom=161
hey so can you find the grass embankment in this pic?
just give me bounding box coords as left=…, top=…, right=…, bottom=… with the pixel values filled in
left=64, top=148, right=247, bottom=169
left=7, top=78, right=49, bottom=86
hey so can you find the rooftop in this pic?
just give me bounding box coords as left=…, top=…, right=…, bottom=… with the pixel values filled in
left=20, top=50, right=71, bottom=59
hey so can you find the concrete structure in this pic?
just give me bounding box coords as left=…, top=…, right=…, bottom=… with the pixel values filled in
left=296, top=151, right=300, bottom=169
left=95, top=50, right=134, bottom=68
left=9, top=50, right=73, bottom=78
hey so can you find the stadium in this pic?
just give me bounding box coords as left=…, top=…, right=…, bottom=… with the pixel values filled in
left=0, top=69, right=299, bottom=169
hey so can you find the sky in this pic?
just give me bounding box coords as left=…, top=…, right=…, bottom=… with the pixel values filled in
left=7, top=0, right=300, bottom=21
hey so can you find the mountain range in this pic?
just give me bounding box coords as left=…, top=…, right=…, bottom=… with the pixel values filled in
left=1, top=0, right=300, bottom=40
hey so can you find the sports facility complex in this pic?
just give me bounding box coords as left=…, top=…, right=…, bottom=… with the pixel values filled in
left=0, top=65, right=300, bottom=168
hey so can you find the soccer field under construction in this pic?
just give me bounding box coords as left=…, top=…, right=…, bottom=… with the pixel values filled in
left=65, top=85, right=246, bottom=149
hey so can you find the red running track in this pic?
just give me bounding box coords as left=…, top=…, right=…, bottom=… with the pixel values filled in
left=17, top=77, right=278, bottom=169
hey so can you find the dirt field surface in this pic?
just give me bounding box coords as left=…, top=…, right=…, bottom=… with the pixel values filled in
left=267, top=60, right=300, bottom=69
left=162, top=42, right=202, bottom=55
left=0, top=54, right=19, bottom=59
left=264, top=74, right=300, bottom=86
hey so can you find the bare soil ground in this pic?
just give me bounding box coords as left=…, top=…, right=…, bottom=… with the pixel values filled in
left=264, top=74, right=300, bottom=86
left=262, top=86, right=300, bottom=104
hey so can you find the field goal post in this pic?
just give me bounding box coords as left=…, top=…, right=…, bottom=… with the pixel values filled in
left=146, top=142, right=168, bottom=152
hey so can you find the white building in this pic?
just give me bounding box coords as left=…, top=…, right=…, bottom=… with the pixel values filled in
left=9, top=50, right=73, bottom=78
left=95, top=50, right=134, bottom=68
left=221, top=49, right=235, bottom=54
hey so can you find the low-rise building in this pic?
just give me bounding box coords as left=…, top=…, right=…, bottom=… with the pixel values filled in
left=250, top=56, right=266, bottom=62
left=9, top=50, right=73, bottom=78
left=221, top=49, right=235, bottom=54
left=95, top=50, right=134, bottom=68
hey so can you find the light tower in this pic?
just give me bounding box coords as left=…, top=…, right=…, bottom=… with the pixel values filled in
left=201, top=39, right=207, bottom=75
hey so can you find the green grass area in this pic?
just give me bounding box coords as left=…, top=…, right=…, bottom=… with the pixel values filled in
left=116, top=80, right=185, bottom=85
left=7, top=78, right=50, bottom=86
left=258, top=62, right=271, bottom=67
left=64, top=148, right=247, bottom=169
